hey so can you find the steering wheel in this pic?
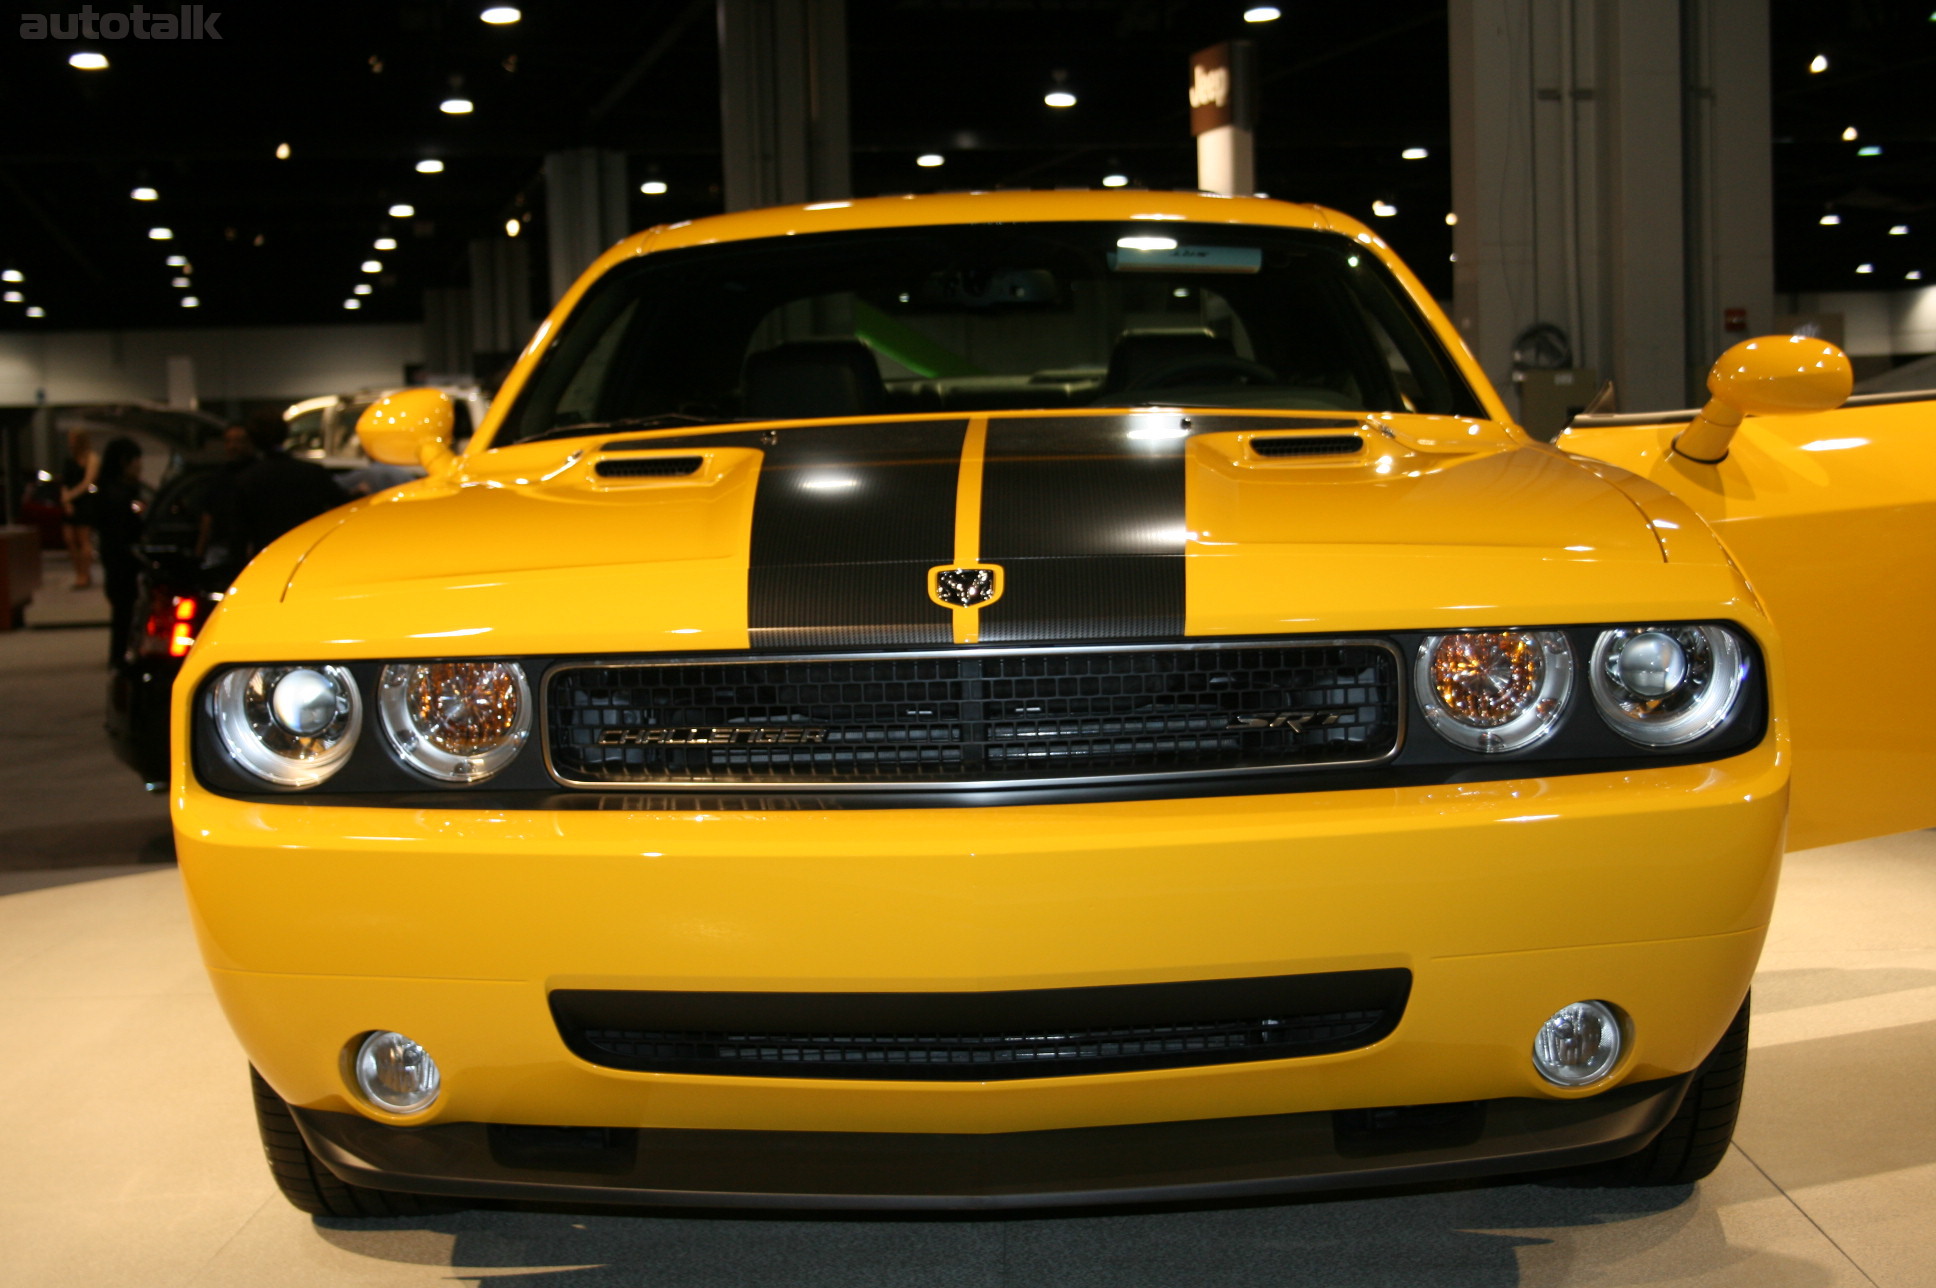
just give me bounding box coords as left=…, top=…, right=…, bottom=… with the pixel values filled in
left=1122, top=353, right=1279, bottom=391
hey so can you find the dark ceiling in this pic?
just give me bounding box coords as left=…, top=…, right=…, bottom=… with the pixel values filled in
left=0, top=0, right=1928, bottom=335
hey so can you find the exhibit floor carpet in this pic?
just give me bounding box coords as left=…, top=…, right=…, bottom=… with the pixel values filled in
left=3, top=628, right=1932, bottom=1287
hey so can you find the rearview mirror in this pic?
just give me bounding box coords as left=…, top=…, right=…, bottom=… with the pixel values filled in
left=1674, top=335, right=1853, bottom=464
left=356, top=388, right=457, bottom=473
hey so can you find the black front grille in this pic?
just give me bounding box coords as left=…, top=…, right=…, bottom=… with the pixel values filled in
left=551, top=971, right=1409, bottom=1081
left=545, top=643, right=1400, bottom=788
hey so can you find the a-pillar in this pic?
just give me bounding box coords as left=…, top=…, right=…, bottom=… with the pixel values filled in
left=717, top=0, right=850, bottom=211
left=543, top=147, right=632, bottom=305
left=1448, top=0, right=1772, bottom=416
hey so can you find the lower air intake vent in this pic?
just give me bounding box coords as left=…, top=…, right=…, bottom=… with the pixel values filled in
left=551, top=970, right=1410, bottom=1081
left=595, top=456, right=705, bottom=478
left=1250, top=435, right=1365, bottom=458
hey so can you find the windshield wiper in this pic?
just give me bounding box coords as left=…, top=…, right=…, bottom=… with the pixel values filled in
left=515, top=413, right=735, bottom=445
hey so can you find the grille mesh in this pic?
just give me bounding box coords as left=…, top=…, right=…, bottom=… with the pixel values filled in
left=545, top=644, right=1400, bottom=788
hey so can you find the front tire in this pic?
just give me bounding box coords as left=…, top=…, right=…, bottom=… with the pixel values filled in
left=1562, top=994, right=1750, bottom=1187
left=251, top=1067, right=461, bottom=1217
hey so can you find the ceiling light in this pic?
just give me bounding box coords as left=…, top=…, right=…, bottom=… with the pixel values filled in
left=2, top=292, right=20, bottom=304
left=25, top=306, right=44, bottom=317
left=131, top=186, right=158, bottom=201
left=1809, top=54, right=1828, bottom=73
left=275, top=142, right=291, bottom=160
left=343, top=299, right=361, bottom=310
left=0, top=270, right=20, bottom=282
left=69, top=51, right=108, bottom=70
left=415, top=159, right=445, bottom=174
left=180, top=296, right=199, bottom=307
left=1445, top=212, right=1459, bottom=225
left=1402, top=147, right=1429, bottom=160
left=1858, top=146, right=1882, bottom=156
left=361, top=260, right=383, bottom=273
left=1891, top=225, right=1909, bottom=235
left=1244, top=5, right=1282, bottom=20
left=481, top=6, right=521, bottom=22
left=505, top=218, right=520, bottom=237
left=148, top=227, right=173, bottom=240
left=916, top=153, right=945, bottom=168
left=373, top=238, right=397, bottom=252
left=640, top=180, right=667, bottom=194
left=1372, top=200, right=1398, bottom=217
left=1856, top=263, right=1874, bottom=274
left=440, top=98, right=474, bottom=115
left=1102, top=174, right=1128, bottom=187
left=1044, top=90, right=1076, bottom=108
left=1819, top=213, right=1841, bottom=225
left=1842, top=126, right=1858, bottom=141
left=1117, top=236, right=1178, bottom=251
left=387, top=204, right=415, bottom=218
left=171, top=277, right=190, bottom=288
left=1909, top=271, right=1925, bottom=281
left=353, top=283, right=373, bottom=296
left=166, top=254, right=186, bottom=266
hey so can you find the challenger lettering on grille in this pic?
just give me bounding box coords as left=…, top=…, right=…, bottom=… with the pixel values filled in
left=599, top=727, right=829, bottom=746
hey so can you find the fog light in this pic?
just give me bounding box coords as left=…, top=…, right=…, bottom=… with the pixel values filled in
left=1532, top=1001, right=1623, bottom=1087
left=353, top=1031, right=441, bottom=1113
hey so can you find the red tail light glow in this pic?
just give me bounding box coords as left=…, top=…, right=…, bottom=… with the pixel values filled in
left=141, top=591, right=203, bottom=660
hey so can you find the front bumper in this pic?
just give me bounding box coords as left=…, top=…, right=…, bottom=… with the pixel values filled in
left=291, top=1075, right=1694, bottom=1210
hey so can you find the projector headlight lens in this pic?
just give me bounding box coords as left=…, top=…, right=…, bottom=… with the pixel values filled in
left=378, top=660, right=531, bottom=782
left=352, top=1030, right=441, bottom=1114
left=1590, top=625, right=1747, bottom=746
left=1532, top=1000, right=1624, bottom=1087
left=209, top=665, right=361, bottom=787
left=1416, top=630, right=1574, bottom=752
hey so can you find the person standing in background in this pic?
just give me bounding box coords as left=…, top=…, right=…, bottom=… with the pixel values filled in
left=58, top=430, right=100, bottom=589
left=93, top=437, right=147, bottom=666
left=220, top=410, right=349, bottom=558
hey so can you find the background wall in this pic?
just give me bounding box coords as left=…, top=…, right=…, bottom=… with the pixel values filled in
left=0, top=323, right=424, bottom=410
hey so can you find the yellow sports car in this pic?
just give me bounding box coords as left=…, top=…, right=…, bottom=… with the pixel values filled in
left=174, top=191, right=1936, bottom=1215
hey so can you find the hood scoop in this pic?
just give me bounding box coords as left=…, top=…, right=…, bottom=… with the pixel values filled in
left=1250, top=434, right=1365, bottom=459
left=595, top=455, right=705, bottom=479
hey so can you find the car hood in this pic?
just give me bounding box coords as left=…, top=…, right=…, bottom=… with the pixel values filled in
left=260, top=411, right=1730, bottom=655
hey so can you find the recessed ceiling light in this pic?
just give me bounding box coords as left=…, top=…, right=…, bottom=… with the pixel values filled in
left=361, top=260, right=383, bottom=273
left=1820, top=213, right=1842, bottom=225
left=1044, top=91, right=1077, bottom=108
left=1891, top=225, right=1909, bottom=235
left=343, top=299, right=361, bottom=310
left=180, top=295, right=199, bottom=307
left=640, top=180, right=667, bottom=194
left=1402, top=147, right=1429, bottom=160
left=1842, top=126, right=1858, bottom=141
left=1856, top=263, right=1874, bottom=274
left=1445, top=212, right=1459, bottom=226
left=1908, top=270, right=1925, bottom=281
left=353, top=284, right=373, bottom=296
left=505, top=218, right=521, bottom=237
left=131, top=186, right=158, bottom=201
left=440, top=98, right=474, bottom=115
left=1372, top=200, right=1398, bottom=217
left=148, top=227, right=173, bottom=240
left=1102, top=174, right=1128, bottom=187
left=481, top=6, right=521, bottom=22
left=171, top=277, right=190, bottom=288
left=1244, top=5, right=1281, bottom=20
left=1809, top=54, right=1828, bottom=73
left=415, top=159, right=445, bottom=174
left=387, top=204, right=415, bottom=218
left=916, top=153, right=944, bottom=167
left=166, top=255, right=187, bottom=266
left=373, top=237, right=397, bottom=251
left=0, top=269, right=20, bottom=282
left=2, top=291, right=21, bottom=303
left=25, top=306, right=44, bottom=317
left=68, top=51, right=108, bottom=70
left=275, top=142, right=291, bottom=160
left=1858, top=146, right=1882, bottom=156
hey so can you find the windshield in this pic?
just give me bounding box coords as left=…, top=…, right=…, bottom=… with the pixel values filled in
left=499, top=221, right=1483, bottom=445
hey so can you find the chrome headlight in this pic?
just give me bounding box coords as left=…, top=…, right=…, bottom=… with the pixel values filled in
left=209, top=665, right=362, bottom=787
left=378, top=661, right=532, bottom=782
left=1416, top=630, right=1574, bottom=753
left=1590, top=625, right=1748, bottom=746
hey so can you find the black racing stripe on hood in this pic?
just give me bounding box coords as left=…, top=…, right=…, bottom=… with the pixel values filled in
left=977, top=415, right=1189, bottom=641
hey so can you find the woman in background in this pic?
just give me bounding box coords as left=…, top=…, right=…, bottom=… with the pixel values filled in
left=58, top=430, right=100, bottom=589
left=93, top=437, right=147, bottom=666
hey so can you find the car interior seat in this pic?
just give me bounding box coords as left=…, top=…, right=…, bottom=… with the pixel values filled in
left=1100, top=328, right=1236, bottom=395
left=741, top=339, right=887, bottom=421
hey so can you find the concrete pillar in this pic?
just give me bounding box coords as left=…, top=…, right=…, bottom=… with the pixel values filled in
left=1449, top=0, right=1769, bottom=415
left=717, top=0, right=850, bottom=212
left=544, top=147, right=632, bottom=304
left=1191, top=41, right=1257, bottom=197
left=421, top=288, right=473, bottom=382
left=468, top=237, right=531, bottom=384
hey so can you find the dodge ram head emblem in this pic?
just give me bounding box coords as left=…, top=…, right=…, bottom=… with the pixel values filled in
left=930, top=565, right=1002, bottom=608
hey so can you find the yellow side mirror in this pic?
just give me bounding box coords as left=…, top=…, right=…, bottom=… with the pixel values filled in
left=1674, top=335, right=1853, bottom=464
left=356, top=388, right=458, bottom=473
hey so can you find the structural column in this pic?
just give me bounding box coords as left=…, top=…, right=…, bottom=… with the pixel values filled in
left=717, top=0, right=850, bottom=212
left=544, top=147, right=632, bottom=305
left=468, top=236, right=531, bottom=384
